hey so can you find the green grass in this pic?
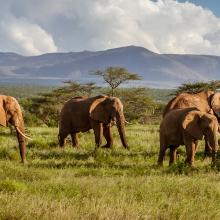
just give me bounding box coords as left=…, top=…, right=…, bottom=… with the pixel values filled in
left=0, top=124, right=220, bottom=219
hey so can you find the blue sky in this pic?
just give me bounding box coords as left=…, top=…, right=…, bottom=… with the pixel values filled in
left=0, top=0, right=220, bottom=56
left=178, top=0, right=220, bottom=17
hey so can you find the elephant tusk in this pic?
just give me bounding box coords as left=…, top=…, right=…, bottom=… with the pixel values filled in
left=16, top=127, right=32, bottom=140
left=125, top=120, right=132, bottom=125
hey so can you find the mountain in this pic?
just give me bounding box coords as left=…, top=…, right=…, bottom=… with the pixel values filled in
left=0, top=46, right=220, bottom=88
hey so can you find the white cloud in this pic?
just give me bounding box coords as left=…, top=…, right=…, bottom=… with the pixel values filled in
left=1, top=18, right=57, bottom=55
left=0, top=0, right=220, bottom=55
left=0, top=1, right=57, bottom=55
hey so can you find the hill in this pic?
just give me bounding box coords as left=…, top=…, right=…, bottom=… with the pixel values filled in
left=0, top=46, right=220, bottom=88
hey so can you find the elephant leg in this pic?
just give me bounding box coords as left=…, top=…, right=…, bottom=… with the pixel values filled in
left=211, top=142, right=218, bottom=165
left=204, top=136, right=211, bottom=157
left=9, top=125, right=14, bottom=134
left=58, top=132, right=68, bottom=148
left=71, top=133, right=79, bottom=148
left=91, top=121, right=103, bottom=148
left=195, top=140, right=199, bottom=151
left=158, top=148, right=166, bottom=166
left=16, top=130, right=26, bottom=163
left=185, top=141, right=196, bottom=166
left=102, top=125, right=113, bottom=148
left=169, top=146, right=178, bottom=166
left=158, top=134, right=167, bottom=166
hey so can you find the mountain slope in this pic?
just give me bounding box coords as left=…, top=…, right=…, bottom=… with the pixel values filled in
left=0, top=46, right=220, bottom=88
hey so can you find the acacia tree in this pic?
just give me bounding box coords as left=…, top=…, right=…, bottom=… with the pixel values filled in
left=92, top=67, right=141, bottom=96
left=23, top=81, right=97, bottom=126
left=174, top=80, right=220, bottom=95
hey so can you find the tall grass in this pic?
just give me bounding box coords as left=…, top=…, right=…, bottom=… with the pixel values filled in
left=0, top=124, right=220, bottom=219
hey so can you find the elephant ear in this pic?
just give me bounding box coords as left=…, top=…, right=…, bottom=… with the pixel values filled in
left=89, top=98, right=109, bottom=124
left=0, top=99, right=7, bottom=127
left=211, top=93, right=220, bottom=119
left=199, top=114, right=215, bottom=130
left=182, top=111, right=203, bottom=140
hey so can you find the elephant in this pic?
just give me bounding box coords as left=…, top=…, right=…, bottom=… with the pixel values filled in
left=158, top=108, right=219, bottom=166
left=163, top=90, right=220, bottom=155
left=58, top=95, right=129, bottom=149
left=0, top=95, right=30, bottom=163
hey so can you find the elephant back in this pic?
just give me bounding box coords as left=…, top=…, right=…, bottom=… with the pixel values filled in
left=163, top=91, right=213, bottom=117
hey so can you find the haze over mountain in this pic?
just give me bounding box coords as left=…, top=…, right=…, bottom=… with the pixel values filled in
left=0, top=46, right=220, bottom=88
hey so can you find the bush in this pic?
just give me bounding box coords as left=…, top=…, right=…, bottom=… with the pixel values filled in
left=112, top=88, right=163, bottom=123
left=21, top=82, right=165, bottom=126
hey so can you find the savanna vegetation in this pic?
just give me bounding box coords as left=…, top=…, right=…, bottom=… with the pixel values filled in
left=19, top=81, right=167, bottom=126
left=1, top=124, right=220, bottom=219
left=1, top=79, right=220, bottom=219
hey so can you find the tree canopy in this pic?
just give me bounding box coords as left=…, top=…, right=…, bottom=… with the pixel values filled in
left=92, top=67, right=141, bottom=96
left=21, top=81, right=163, bottom=126
left=174, top=80, right=220, bottom=95
left=23, top=81, right=97, bottom=126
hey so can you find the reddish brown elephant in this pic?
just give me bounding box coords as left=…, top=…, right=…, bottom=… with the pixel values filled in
left=0, top=95, right=30, bottom=163
left=158, top=108, right=219, bottom=166
left=58, top=95, right=128, bottom=149
left=163, top=90, right=220, bottom=155
left=163, top=90, right=220, bottom=117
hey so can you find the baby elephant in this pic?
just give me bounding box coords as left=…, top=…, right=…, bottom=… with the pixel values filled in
left=158, top=108, right=219, bottom=166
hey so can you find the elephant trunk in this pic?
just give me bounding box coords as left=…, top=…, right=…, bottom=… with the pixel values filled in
left=116, top=112, right=129, bottom=149
left=15, top=120, right=26, bottom=163
left=207, top=130, right=219, bottom=163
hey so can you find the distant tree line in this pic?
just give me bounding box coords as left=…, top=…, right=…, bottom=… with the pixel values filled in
left=174, top=80, right=220, bottom=95
left=21, top=81, right=97, bottom=126
left=2, top=66, right=220, bottom=127
left=21, top=80, right=163, bottom=126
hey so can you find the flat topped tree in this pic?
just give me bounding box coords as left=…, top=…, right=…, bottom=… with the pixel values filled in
left=174, top=80, right=220, bottom=95
left=27, top=81, right=97, bottom=126
left=92, top=67, right=141, bottom=96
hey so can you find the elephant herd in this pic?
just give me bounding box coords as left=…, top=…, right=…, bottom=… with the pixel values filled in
left=160, top=90, right=220, bottom=166
left=0, top=90, right=220, bottom=167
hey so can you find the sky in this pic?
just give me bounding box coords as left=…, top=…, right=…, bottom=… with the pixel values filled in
left=1, top=0, right=220, bottom=56
left=178, top=0, right=220, bottom=17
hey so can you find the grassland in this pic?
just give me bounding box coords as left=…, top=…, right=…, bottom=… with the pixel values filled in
left=0, top=124, right=220, bottom=220
left=0, top=84, right=55, bottom=99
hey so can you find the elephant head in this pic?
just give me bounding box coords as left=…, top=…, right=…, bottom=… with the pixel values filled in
left=89, top=96, right=128, bottom=148
left=0, top=95, right=30, bottom=163
left=211, top=93, right=220, bottom=119
left=182, top=110, right=219, bottom=160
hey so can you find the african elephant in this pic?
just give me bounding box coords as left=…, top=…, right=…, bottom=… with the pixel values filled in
left=163, top=90, right=220, bottom=155
left=0, top=95, right=30, bottom=163
left=158, top=108, right=219, bottom=166
left=58, top=95, right=129, bottom=149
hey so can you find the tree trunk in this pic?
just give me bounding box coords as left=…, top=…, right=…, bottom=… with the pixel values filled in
left=111, top=87, right=114, bottom=97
